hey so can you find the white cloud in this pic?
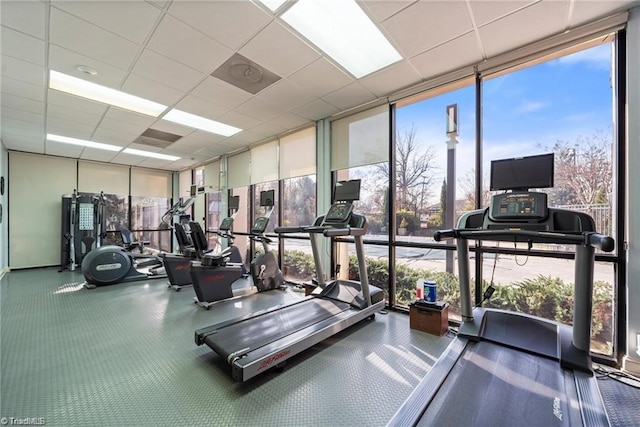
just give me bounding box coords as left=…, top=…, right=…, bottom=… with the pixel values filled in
left=516, top=101, right=546, bottom=114
left=554, top=44, right=611, bottom=70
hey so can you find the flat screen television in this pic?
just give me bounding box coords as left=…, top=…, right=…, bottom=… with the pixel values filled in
left=228, top=195, right=239, bottom=210
left=490, top=153, right=554, bottom=191
left=260, top=190, right=274, bottom=207
left=334, top=180, right=361, bottom=202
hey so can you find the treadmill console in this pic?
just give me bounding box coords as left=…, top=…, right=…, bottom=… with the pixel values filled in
left=489, top=192, right=548, bottom=222
left=251, top=216, right=269, bottom=234
left=323, top=203, right=353, bottom=224
left=219, top=217, right=234, bottom=232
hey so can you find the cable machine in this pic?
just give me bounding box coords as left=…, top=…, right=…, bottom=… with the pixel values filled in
left=60, top=190, right=105, bottom=271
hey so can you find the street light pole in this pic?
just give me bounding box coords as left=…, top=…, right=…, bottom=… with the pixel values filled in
left=446, top=104, right=459, bottom=274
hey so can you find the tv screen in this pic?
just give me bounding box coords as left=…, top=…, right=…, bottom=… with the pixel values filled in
left=190, top=185, right=197, bottom=197
left=334, top=179, right=361, bottom=202
left=228, top=196, right=239, bottom=210
left=260, top=190, right=274, bottom=207
left=490, top=153, right=554, bottom=191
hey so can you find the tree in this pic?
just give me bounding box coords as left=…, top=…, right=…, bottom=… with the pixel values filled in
left=459, top=168, right=491, bottom=210
left=439, top=179, right=447, bottom=225
left=375, top=125, right=438, bottom=213
left=545, top=133, right=612, bottom=206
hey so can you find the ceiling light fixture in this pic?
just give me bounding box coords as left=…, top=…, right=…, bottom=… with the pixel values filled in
left=123, top=148, right=180, bottom=161
left=49, top=70, right=168, bottom=117
left=75, top=65, right=98, bottom=76
left=280, top=0, right=402, bottom=78
left=47, top=134, right=122, bottom=151
left=162, top=109, right=242, bottom=137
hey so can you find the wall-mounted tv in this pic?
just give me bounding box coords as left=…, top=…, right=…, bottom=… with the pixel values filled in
left=490, top=153, right=554, bottom=191
left=334, top=179, right=361, bottom=202
left=260, top=190, right=274, bottom=207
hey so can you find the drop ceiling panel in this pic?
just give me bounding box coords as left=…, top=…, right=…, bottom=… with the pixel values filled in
left=146, top=14, right=233, bottom=74
left=1, top=106, right=44, bottom=126
left=257, top=79, right=318, bottom=111
left=0, top=0, right=47, bottom=39
left=268, top=112, right=311, bottom=130
left=167, top=0, right=271, bottom=50
left=217, top=110, right=262, bottom=130
left=1, top=55, right=45, bottom=87
left=45, top=141, right=85, bottom=158
left=287, top=58, right=354, bottom=98
left=47, top=90, right=110, bottom=117
left=359, top=60, right=423, bottom=97
left=1, top=77, right=45, bottom=102
left=1, top=93, right=45, bottom=115
left=171, top=129, right=226, bottom=149
left=46, top=117, right=97, bottom=137
left=233, top=97, right=286, bottom=122
left=292, top=99, right=340, bottom=121
left=249, top=121, right=288, bottom=138
left=1, top=27, right=46, bottom=66
left=478, top=1, right=571, bottom=58
left=569, top=1, right=633, bottom=28
left=131, top=48, right=206, bottom=92
left=77, top=148, right=121, bottom=164
left=148, top=120, right=193, bottom=137
left=46, top=104, right=103, bottom=128
left=4, top=134, right=45, bottom=153
left=48, top=45, right=128, bottom=89
left=468, top=0, right=537, bottom=27
left=98, top=117, right=149, bottom=136
left=51, top=0, right=162, bottom=44
left=120, top=73, right=185, bottom=106
left=411, top=32, right=482, bottom=80
left=189, top=76, right=253, bottom=109
left=382, top=1, right=474, bottom=58
left=91, top=127, right=138, bottom=146
left=1, top=118, right=46, bottom=137
left=360, top=0, right=416, bottom=22
left=321, top=82, right=377, bottom=111
left=239, top=21, right=321, bottom=79
left=102, top=107, right=157, bottom=129
left=49, top=8, right=140, bottom=70
left=171, top=95, right=231, bottom=121
left=132, top=157, right=179, bottom=169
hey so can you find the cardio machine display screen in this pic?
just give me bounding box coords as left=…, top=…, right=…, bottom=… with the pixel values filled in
left=489, top=192, right=548, bottom=221
left=252, top=216, right=269, bottom=234
left=324, top=203, right=353, bottom=223
left=219, top=217, right=233, bottom=231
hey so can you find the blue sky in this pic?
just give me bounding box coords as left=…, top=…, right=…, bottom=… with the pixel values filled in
left=395, top=42, right=614, bottom=204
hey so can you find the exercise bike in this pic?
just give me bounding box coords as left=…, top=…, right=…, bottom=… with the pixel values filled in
left=191, top=190, right=284, bottom=309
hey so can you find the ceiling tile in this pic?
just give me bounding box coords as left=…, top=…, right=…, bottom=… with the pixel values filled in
left=48, top=45, right=128, bottom=89
left=287, top=58, right=354, bottom=98
left=257, top=79, right=318, bottom=111
left=321, top=82, right=377, bottom=111
left=190, top=76, right=253, bottom=109
left=46, top=104, right=103, bottom=127
left=2, top=77, right=45, bottom=102
left=359, top=0, right=416, bottom=22
left=171, top=95, right=231, bottom=121
left=149, top=119, right=193, bottom=136
left=217, top=110, right=262, bottom=130
left=77, top=148, right=122, bottom=163
left=102, top=107, right=157, bottom=128
left=168, top=0, right=271, bottom=50
left=1, top=117, right=46, bottom=140
left=1, top=93, right=45, bottom=115
left=1, top=27, right=46, bottom=66
left=268, top=113, right=311, bottom=130
left=146, top=14, right=233, bottom=74
left=478, top=1, right=570, bottom=58
left=131, top=49, right=206, bottom=92
left=248, top=121, right=288, bottom=138
left=359, top=60, right=423, bottom=97
left=49, top=8, right=140, bottom=70
left=0, top=0, right=46, bottom=39
left=172, top=130, right=226, bottom=148
left=46, top=116, right=96, bottom=137
left=569, top=0, right=634, bottom=28
left=239, top=21, right=320, bottom=79
left=2, top=133, right=45, bottom=153
left=121, top=74, right=185, bottom=107
left=382, top=1, right=474, bottom=57
left=91, top=127, right=137, bottom=146
left=468, top=0, right=537, bottom=27
left=51, top=0, right=162, bottom=44
left=291, top=99, right=340, bottom=121
left=47, top=90, right=109, bottom=117
left=1, top=106, right=44, bottom=126
left=233, top=97, right=286, bottom=122
left=1, top=54, right=45, bottom=87
left=226, top=130, right=265, bottom=145
left=45, top=140, right=84, bottom=158
left=98, top=117, right=149, bottom=136
left=410, top=33, right=482, bottom=80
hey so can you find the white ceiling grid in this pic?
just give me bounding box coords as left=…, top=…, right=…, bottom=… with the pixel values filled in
left=0, top=0, right=637, bottom=171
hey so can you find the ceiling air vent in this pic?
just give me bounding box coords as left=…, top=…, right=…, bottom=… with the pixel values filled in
left=134, top=128, right=182, bottom=149
left=211, top=53, right=281, bottom=94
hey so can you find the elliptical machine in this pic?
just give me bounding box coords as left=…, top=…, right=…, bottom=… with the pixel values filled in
left=191, top=190, right=284, bottom=309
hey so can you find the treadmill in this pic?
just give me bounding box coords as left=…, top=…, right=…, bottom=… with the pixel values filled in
left=194, top=180, right=385, bottom=382
left=388, top=155, right=615, bottom=427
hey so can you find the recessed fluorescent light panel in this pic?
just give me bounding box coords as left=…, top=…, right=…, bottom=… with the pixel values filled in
left=257, top=0, right=288, bottom=12
left=162, top=109, right=242, bottom=137
left=47, top=134, right=122, bottom=151
left=123, top=148, right=180, bottom=161
left=281, top=0, right=402, bottom=78
left=49, top=70, right=168, bottom=117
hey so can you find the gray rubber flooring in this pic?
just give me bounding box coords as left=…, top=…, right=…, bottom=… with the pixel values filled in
left=0, top=268, right=452, bottom=427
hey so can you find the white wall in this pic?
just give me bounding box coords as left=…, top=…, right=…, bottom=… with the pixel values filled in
left=625, top=6, right=640, bottom=375
left=0, top=140, right=7, bottom=275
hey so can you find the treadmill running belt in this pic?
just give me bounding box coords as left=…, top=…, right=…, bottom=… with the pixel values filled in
left=418, top=340, right=581, bottom=426
left=204, top=298, right=351, bottom=360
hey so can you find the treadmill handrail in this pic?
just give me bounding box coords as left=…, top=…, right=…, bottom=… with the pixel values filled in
left=323, top=226, right=365, bottom=237
left=274, top=225, right=306, bottom=234
left=434, top=228, right=614, bottom=252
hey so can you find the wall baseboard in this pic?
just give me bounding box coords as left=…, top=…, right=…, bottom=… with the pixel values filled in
left=623, top=355, right=640, bottom=376
left=0, top=266, right=9, bottom=281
